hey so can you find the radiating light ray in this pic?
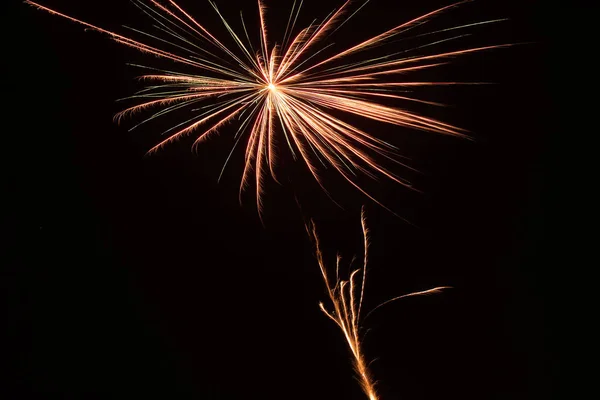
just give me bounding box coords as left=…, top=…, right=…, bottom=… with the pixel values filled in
left=26, top=0, right=507, bottom=218
left=287, top=0, right=472, bottom=79
left=307, top=207, right=451, bottom=400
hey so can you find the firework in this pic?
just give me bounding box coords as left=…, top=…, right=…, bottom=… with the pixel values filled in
left=307, top=208, right=450, bottom=400
left=26, top=0, right=507, bottom=217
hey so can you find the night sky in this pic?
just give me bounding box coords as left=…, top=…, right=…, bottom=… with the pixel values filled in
left=3, top=0, right=567, bottom=399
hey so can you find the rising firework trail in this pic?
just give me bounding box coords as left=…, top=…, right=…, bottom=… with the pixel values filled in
left=26, top=0, right=508, bottom=218
left=307, top=208, right=450, bottom=400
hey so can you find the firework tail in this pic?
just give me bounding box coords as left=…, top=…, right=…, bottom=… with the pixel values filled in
left=306, top=207, right=450, bottom=400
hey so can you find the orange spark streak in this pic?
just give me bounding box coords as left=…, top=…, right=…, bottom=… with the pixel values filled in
left=307, top=208, right=451, bottom=400
left=27, top=0, right=507, bottom=218
left=283, top=0, right=472, bottom=81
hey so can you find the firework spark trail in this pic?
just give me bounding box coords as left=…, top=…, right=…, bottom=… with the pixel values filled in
left=26, top=0, right=508, bottom=217
left=307, top=208, right=451, bottom=400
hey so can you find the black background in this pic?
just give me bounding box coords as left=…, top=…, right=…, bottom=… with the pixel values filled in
left=2, top=0, right=572, bottom=399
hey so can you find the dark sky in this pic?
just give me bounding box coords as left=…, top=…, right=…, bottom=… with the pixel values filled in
left=2, top=0, right=568, bottom=399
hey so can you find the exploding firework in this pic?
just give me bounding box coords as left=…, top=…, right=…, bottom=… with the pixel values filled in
left=307, top=208, right=450, bottom=400
left=25, top=2, right=469, bottom=397
left=26, top=0, right=507, bottom=218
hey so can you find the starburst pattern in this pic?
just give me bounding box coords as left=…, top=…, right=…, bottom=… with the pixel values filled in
left=26, top=0, right=507, bottom=217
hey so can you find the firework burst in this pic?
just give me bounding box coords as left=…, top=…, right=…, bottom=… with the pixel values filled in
left=26, top=0, right=507, bottom=218
left=307, top=208, right=450, bottom=400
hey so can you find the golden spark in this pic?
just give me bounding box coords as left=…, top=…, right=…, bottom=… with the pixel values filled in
left=307, top=208, right=451, bottom=400
left=26, top=0, right=508, bottom=217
